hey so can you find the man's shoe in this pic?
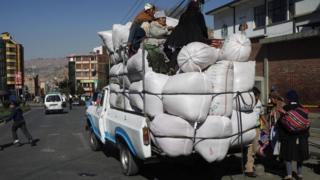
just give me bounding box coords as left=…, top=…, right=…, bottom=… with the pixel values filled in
left=13, top=139, right=19, bottom=144
left=282, top=175, right=293, bottom=180
left=244, top=172, right=257, bottom=178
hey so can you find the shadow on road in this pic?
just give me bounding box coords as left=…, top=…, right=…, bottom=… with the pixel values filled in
left=0, top=138, right=40, bottom=150
left=98, top=141, right=289, bottom=180
left=304, top=157, right=320, bottom=175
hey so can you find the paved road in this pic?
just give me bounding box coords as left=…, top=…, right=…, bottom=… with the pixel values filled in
left=0, top=107, right=319, bottom=180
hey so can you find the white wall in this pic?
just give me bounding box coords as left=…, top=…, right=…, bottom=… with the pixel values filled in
left=93, top=46, right=103, bottom=55
left=211, top=0, right=298, bottom=39
left=213, top=0, right=266, bottom=39
left=214, top=8, right=234, bottom=39
left=295, top=0, right=320, bottom=17
left=267, top=21, right=293, bottom=37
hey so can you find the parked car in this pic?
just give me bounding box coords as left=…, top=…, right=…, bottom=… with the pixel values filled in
left=44, top=94, right=65, bottom=114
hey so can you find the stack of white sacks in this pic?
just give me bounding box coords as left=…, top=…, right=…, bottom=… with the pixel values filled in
left=99, top=22, right=257, bottom=162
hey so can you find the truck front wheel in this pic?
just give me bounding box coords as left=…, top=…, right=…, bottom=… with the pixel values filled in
left=119, top=142, right=140, bottom=176
left=88, top=129, right=102, bottom=151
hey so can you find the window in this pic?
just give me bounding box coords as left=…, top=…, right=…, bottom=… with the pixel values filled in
left=46, top=95, right=61, bottom=102
left=289, top=0, right=295, bottom=19
left=254, top=5, right=266, bottom=28
left=221, top=24, right=228, bottom=38
left=268, top=0, right=287, bottom=24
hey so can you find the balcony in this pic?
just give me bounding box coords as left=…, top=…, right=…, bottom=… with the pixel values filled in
left=7, top=80, right=15, bottom=85
left=76, top=76, right=90, bottom=80
left=6, top=44, right=16, bottom=48
left=6, top=51, right=16, bottom=55
left=83, top=87, right=92, bottom=91
left=6, top=59, right=16, bottom=63
left=7, top=66, right=16, bottom=70
left=76, top=68, right=90, bottom=72
left=7, top=74, right=16, bottom=78
left=75, top=61, right=90, bottom=64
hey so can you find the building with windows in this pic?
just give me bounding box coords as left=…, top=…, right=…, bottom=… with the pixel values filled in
left=207, top=0, right=320, bottom=105
left=67, top=46, right=109, bottom=96
left=0, top=32, right=24, bottom=95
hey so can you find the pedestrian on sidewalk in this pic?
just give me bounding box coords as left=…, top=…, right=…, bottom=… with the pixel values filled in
left=278, top=90, right=309, bottom=180
left=69, top=95, right=73, bottom=110
left=3, top=101, right=35, bottom=146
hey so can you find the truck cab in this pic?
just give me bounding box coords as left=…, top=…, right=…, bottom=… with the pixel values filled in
left=85, top=86, right=151, bottom=175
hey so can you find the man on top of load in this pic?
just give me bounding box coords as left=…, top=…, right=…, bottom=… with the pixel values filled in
left=144, top=10, right=174, bottom=74
left=128, top=3, right=156, bottom=56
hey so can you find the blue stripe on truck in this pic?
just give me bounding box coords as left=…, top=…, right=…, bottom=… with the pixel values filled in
left=86, top=113, right=137, bottom=156
left=115, top=127, right=137, bottom=156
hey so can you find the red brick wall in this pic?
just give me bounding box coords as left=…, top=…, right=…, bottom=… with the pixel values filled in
left=250, top=37, right=320, bottom=105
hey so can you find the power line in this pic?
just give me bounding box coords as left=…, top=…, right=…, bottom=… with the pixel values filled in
left=168, top=0, right=188, bottom=17
left=120, top=0, right=141, bottom=24
left=123, top=0, right=145, bottom=23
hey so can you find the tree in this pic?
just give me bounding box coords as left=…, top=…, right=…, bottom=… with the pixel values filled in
left=58, top=78, right=70, bottom=95
left=76, top=85, right=85, bottom=96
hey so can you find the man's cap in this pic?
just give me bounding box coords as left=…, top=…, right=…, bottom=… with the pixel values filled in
left=144, top=3, right=154, bottom=11
left=154, top=10, right=166, bottom=19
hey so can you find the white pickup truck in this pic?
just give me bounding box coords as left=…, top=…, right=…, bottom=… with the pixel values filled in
left=85, top=86, right=152, bottom=176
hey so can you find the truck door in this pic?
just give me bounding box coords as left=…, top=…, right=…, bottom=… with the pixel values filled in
left=98, top=88, right=110, bottom=143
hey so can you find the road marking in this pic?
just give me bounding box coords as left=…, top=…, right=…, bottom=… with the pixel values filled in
left=72, top=132, right=90, bottom=150
left=41, top=148, right=56, bottom=153
left=40, top=125, right=52, bottom=128
left=48, top=133, right=60, bottom=136
left=24, top=109, right=34, bottom=116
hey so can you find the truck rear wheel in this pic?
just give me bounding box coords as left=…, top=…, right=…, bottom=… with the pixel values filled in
left=119, top=142, right=140, bottom=176
left=88, top=129, right=102, bottom=151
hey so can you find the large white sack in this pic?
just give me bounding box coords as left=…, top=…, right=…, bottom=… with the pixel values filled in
left=233, top=92, right=256, bottom=112
left=109, top=63, right=121, bottom=77
left=150, top=114, right=194, bottom=157
left=163, top=72, right=212, bottom=123
left=230, top=110, right=258, bottom=147
left=115, top=91, right=134, bottom=111
left=110, top=53, right=121, bottom=64
left=178, top=42, right=219, bottom=72
left=220, top=33, right=251, bottom=62
left=166, top=17, right=179, bottom=27
left=118, top=63, right=131, bottom=89
left=109, top=64, right=121, bottom=85
left=195, top=116, right=232, bottom=162
left=129, top=81, right=144, bottom=111
left=110, top=93, right=118, bottom=108
left=112, top=22, right=132, bottom=51
left=233, top=61, right=256, bottom=92
left=127, top=49, right=152, bottom=82
left=110, top=63, right=131, bottom=88
left=109, top=84, right=120, bottom=108
left=231, top=129, right=256, bottom=147
left=110, top=83, right=120, bottom=92
left=205, top=61, right=233, bottom=116
left=144, top=72, right=169, bottom=117
left=97, top=30, right=114, bottom=53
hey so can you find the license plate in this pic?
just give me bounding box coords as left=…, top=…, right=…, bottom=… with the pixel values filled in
left=50, top=104, right=58, bottom=106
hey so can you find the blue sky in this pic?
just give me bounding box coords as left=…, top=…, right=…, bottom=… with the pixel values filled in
left=0, top=0, right=231, bottom=60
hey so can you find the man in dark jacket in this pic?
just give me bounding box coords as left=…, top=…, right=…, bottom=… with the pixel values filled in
left=164, top=0, right=208, bottom=71
left=4, top=101, right=35, bottom=146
